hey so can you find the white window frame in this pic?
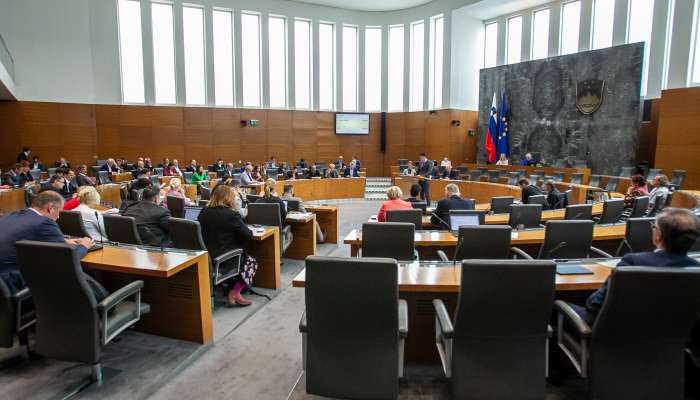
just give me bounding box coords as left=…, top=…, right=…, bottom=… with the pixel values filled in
left=268, top=14, right=288, bottom=109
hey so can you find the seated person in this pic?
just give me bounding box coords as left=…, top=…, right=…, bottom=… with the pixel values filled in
left=402, top=161, right=416, bottom=176
left=41, top=175, right=70, bottom=199
left=520, top=152, right=535, bottom=166
left=224, top=178, right=248, bottom=217
left=305, top=164, right=322, bottom=179
left=100, top=158, right=121, bottom=174
left=281, top=184, right=325, bottom=243
left=186, top=159, right=198, bottom=173
left=241, top=165, right=256, bottom=185
left=2, top=163, right=22, bottom=186
left=220, top=163, right=237, bottom=179
left=441, top=164, right=459, bottom=180
left=297, top=158, right=309, bottom=169
left=343, top=161, right=360, bottom=177
left=65, top=169, right=79, bottom=195
left=143, top=157, right=154, bottom=170
left=29, top=156, right=45, bottom=172
left=517, top=178, right=544, bottom=204
left=158, top=158, right=170, bottom=168
left=73, top=186, right=117, bottom=241
left=647, top=174, right=670, bottom=216
left=496, top=153, right=509, bottom=166
left=191, top=165, right=209, bottom=184
left=76, top=164, right=96, bottom=187
left=431, top=183, right=474, bottom=229
left=171, top=159, right=184, bottom=176
left=569, top=208, right=700, bottom=325
left=405, top=184, right=423, bottom=202
left=162, top=178, right=193, bottom=206
left=624, top=174, right=649, bottom=208
left=212, top=158, right=225, bottom=172
left=198, top=185, right=257, bottom=306
left=131, top=160, right=147, bottom=179
left=54, top=157, right=71, bottom=169
left=544, top=179, right=562, bottom=209
left=325, top=163, right=340, bottom=178
left=18, top=163, right=34, bottom=186
left=254, top=179, right=287, bottom=222
left=0, top=191, right=104, bottom=299
left=351, top=155, right=361, bottom=171
left=122, top=186, right=171, bottom=246
left=440, top=156, right=451, bottom=167
left=377, top=186, right=413, bottom=222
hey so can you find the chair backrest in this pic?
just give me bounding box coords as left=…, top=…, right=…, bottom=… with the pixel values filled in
left=285, top=198, right=302, bottom=212
left=154, top=167, right=164, bottom=177
left=95, top=159, right=106, bottom=166
left=537, top=220, right=594, bottom=259
left=183, top=171, right=193, bottom=184
left=629, top=196, right=650, bottom=218
left=590, top=267, right=700, bottom=400
left=361, top=222, right=415, bottom=260
left=588, top=175, right=602, bottom=188
left=247, top=203, right=283, bottom=228
left=671, top=169, right=686, bottom=187
left=304, top=256, right=400, bottom=399
left=487, top=170, right=500, bottom=183
left=15, top=241, right=100, bottom=364
left=619, top=166, right=635, bottom=177
left=491, top=196, right=514, bottom=214
left=0, top=279, right=16, bottom=348
left=166, top=196, right=185, bottom=219
left=570, top=173, right=583, bottom=184
left=247, top=194, right=262, bottom=203
left=29, top=169, right=42, bottom=182
left=646, top=168, right=662, bottom=182
left=508, top=204, right=543, bottom=228
left=199, top=185, right=211, bottom=201
left=453, top=225, right=512, bottom=260
left=410, top=201, right=427, bottom=214
left=103, top=214, right=143, bottom=245
left=48, top=167, right=57, bottom=178
left=564, top=204, right=592, bottom=220
left=468, top=170, right=482, bottom=181
left=623, top=217, right=655, bottom=253
left=527, top=194, right=547, bottom=207
left=451, top=260, right=555, bottom=400
left=597, top=199, right=625, bottom=224
left=168, top=218, right=206, bottom=251
left=604, top=176, right=619, bottom=192
left=386, top=209, right=422, bottom=228
left=553, top=171, right=565, bottom=182
left=98, top=170, right=110, bottom=185
left=198, top=200, right=209, bottom=207
left=506, top=172, right=519, bottom=186
left=57, top=211, right=91, bottom=238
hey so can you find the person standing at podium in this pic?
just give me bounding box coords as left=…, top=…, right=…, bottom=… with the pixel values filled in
left=417, top=153, right=433, bottom=204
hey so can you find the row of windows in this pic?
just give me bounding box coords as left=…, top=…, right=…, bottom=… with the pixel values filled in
left=117, top=0, right=444, bottom=111
left=485, top=0, right=656, bottom=95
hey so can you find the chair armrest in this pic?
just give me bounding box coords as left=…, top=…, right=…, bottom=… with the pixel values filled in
left=12, top=287, right=31, bottom=304
left=12, top=288, right=34, bottom=332
left=510, top=246, right=533, bottom=260
left=433, top=299, right=454, bottom=339
left=554, top=300, right=592, bottom=338
left=399, top=299, right=408, bottom=338
left=436, top=250, right=449, bottom=262
left=589, top=246, right=612, bottom=258
left=547, top=324, right=553, bottom=338
left=97, top=281, right=144, bottom=313
left=299, top=312, right=307, bottom=333
left=213, top=248, right=243, bottom=267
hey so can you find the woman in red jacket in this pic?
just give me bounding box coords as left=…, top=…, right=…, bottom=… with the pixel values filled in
left=377, top=186, right=413, bottom=222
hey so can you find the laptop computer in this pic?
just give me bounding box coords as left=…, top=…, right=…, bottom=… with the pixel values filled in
left=184, top=206, right=203, bottom=221
left=449, top=213, right=480, bottom=235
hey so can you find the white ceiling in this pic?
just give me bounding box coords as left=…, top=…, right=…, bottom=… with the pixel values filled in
left=460, top=0, right=554, bottom=20
left=287, top=0, right=435, bottom=12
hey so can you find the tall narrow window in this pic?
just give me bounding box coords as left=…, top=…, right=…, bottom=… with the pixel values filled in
left=388, top=25, right=404, bottom=111
left=213, top=9, right=234, bottom=106
left=365, top=27, right=382, bottom=112
left=118, top=0, right=145, bottom=103
left=152, top=2, right=176, bottom=104
left=506, top=16, right=522, bottom=64
left=241, top=12, right=261, bottom=107
left=295, top=19, right=312, bottom=109
left=628, top=0, right=655, bottom=95
left=268, top=16, right=287, bottom=108
left=409, top=20, right=424, bottom=111
left=429, top=15, right=443, bottom=109
left=183, top=6, right=206, bottom=105
left=591, top=0, right=615, bottom=49
left=318, top=23, right=335, bottom=110
left=560, top=1, right=581, bottom=55
left=531, top=9, right=550, bottom=60
left=484, top=22, right=498, bottom=68
left=691, top=3, right=700, bottom=83
left=342, top=25, right=358, bottom=111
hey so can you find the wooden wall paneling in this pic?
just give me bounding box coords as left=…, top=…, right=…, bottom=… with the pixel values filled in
left=267, top=110, right=293, bottom=162
left=0, top=102, right=20, bottom=167
left=212, top=108, right=242, bottom=163
left=96, top=105, right=121, bottom=160
left=638, top=99, right=659, bottom=165
left=239, top=109, right=268, bottom=163
left=425, top=111, right=451, bottom=163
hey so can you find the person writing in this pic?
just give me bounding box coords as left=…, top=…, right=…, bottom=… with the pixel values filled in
left=377, top=186, right=413, bottom=222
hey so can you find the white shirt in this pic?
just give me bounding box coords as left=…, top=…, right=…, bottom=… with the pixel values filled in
left=74, top=204, right=117, bottom=241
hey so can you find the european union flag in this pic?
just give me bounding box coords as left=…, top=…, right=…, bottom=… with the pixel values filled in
left=497, top=90, right=509, bottom=158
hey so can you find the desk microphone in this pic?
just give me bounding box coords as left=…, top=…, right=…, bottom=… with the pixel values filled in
left=569, top=212, right=582, bottom=221
left=430, top=212, right=450, bottom=230
left=547, top=241, right=567, bottom=258
left=95, top=211, right=104, bottom=244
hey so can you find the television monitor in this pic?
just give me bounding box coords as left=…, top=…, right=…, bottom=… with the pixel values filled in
left=335, top=113, right=370, bottom=135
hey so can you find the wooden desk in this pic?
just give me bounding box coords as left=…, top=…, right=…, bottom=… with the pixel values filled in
left=284, top=213, right=317, bottom=260
left=113, top=172, right=134, bottom=183
left=395, top=176, right=521, bottom=204
left=97, top=184, right=123, bottom=209
left=0, top=189, right=26, bottom=214
left=278, top=177, right=366, bottom=201
left=82, top=246, right=212, bottom=344
left=463, top=163, right=591, bottom=184
left=303, top=204, right=339, bottom=244
left=670, top=190, right=700, bottom=209
left=248, top=227, right=281, bottom=289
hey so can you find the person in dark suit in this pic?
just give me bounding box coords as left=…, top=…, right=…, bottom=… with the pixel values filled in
left=29, top=156, right=45, bottom=172
left=18, top=163, right=34, bottom=186
left=352, top=155, right=361, bottom=171
left=417, top=153, right=433, bottom=204
left=75, top=164, right=96, bottom=187
left=406, top=184, right=423, bottom=202
left=100, top=158, right=121, bottom=174
left=297, top=158, right=309, bottom=169
left=343, top=160, right=360, bottom=177
left=543, top=179, right=562, bottom=209
left=220, top=163, right=237, bottom=180
left=518, top=178, right=543, bottom=204
left=54, top=157, right=71, bottom=169
left=186, top=159, right=198, bottom=173
left=335, top=155, right=345, bottom=170
left=441, top=164, right=460, bottom=180
left=570, top=208, right=700, bottom=325
left=305, top=165, right=322, bottom=179
left=431, top=184, right=475, bottom=229
left=0, top=191, right=102, bottom=297
left=325, top=164, right=340, bottom=178
left=40, top=175, right=69, bottom=199
left=121, top=186, right=171, bottom=246
left=198, top=185, right=256, bottom=306
left=16, top=147, right=30, bottom=164
left=520, top=152, right=535, bottom=166
left=2, top=163, right=22, bottom=186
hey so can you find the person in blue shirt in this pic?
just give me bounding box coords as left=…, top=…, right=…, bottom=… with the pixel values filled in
left=520, top=152, right=535, bottom=166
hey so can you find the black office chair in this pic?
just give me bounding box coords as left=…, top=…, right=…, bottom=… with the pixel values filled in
left=386, top=209, right=422, bottom=229
left=48, top=167, right=57, bottom=178
left=0, top=279, right=34, bottom=359
left=508, top=204, right=543, bottom=229
left=468, top=170, right=482, bottom=181
left=588, top=174, right=601, bottom=188
left=247, top=203, right=293, bottom=254
left=619, top=166, right=635, bottom=177
left=528, top=194, right=548, bottom=207
left=646, top=168, right=662, bottom=182
left=604, top=176, right=619, bottom=192
left=16, top=240, right=149, bottom=385
left=506, top=172, right=520, bottom=186
left=183, top=172, right=194, bottom=184
left=570, top=173, right=583, bottom=184
left=670, top=169, right=686, bottom=190
left=103, top=214, right=143, bottom=245
left=153, top=167, right=164, bottom=177
left=564, top=204, right=592, bottom=220
left=555, top=267, right=700, bottom=400
left=199, top=185, right=211, bottom=201
left=166, top=196, right=185, bottom=219
left=553, top=171, right=565, bottom=182
left=285, top=198, right=302, bottom=212
left=437, top=225, right=532, bottom=261
left=361, top=222, right=415, bottom=261
left=97, top=171, right=110, bottom=185
left=168, top=218, right=243, bottom=304
left=537, top=220, right=611, bottom=259
left=433, top=260, right=555, bottom=399
left=410, top=201, right=427, bottom=215
left=594, top=199, right=625, bottom=224
left=299, top=256, right=407, bottom=399
left=615, top=217, right=655, bottom=256
left=627, top=195, right=650, bottom=218
left=57, top=211, right=91, bottom=238
left=91, top=166, right=101, bottom=178
left=487, top=170, right=500, bottom=183
left=247, top=194, right=262, bottom=203
left=491, top=196, right=514, bottom=214
left=397, top=158, right=408, bottom=167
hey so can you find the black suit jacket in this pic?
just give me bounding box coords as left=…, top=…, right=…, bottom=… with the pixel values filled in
left=546, top=188, right=562, bottom=210
left=326, top=169, right=339, bottom=178
left=521, top=185, right=543, bottom=204
left=122, top=201, right=171, bottom=246
left=2, top=171, right=20, bottom=186
left=220, top=169, right=236, bottom=179
left=343, top=167, right=359, bottom=177
left=100, top=163, right=121, bottom=174
left=431, top=195, right=475, bottom=229
left=76, top=173, right=95, bottom=187
left=54, top=162, right=71, bottom=169
left=198, top=207, right=252, bottom=260
left=417, top=160, right=433, bottom=177
left=305, top=170, right=321, bottom=179
left=254, top=196, right=287, bottom=222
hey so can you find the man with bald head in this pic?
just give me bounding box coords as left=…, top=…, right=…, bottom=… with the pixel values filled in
left=100, top=158, right=121, bottom=175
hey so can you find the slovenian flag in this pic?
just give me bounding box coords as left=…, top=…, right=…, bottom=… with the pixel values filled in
left=485, top=93, right=498, bottom=163
left=497, top=90, right=509, bottom=158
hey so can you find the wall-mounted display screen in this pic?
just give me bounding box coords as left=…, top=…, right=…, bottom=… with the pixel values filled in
left=335, top=113, right=369, bottom=135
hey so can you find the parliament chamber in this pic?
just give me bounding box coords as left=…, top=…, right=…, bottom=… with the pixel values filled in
left=2, top=0, right=700, bottom=399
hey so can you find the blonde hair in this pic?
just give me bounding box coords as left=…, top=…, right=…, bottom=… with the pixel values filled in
left=208, top=185, right=236, bottom=209
left=78, top=186, right=101, bottom=206
left=264, top=178, right=276, bottom=198
left=169, top=178, right=182, bottom=190
left=386, top=186, right=403, bottom=200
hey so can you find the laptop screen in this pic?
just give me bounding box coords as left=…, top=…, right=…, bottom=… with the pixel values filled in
left=184, top=207, right=203, bottom=221
left=450, top=214, right=480, bottom=233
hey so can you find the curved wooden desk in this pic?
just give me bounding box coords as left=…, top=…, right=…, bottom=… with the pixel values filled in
left=203, top=177, right=366, bottom=202
left=670, top=190, right=700, bottom=210
left=395, top=176, right=521, bottom=204
left=464, top=163, right=591, bottom=183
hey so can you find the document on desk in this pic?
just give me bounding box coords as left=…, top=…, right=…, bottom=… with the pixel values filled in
left=287, top=212, right=313, bottom=221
